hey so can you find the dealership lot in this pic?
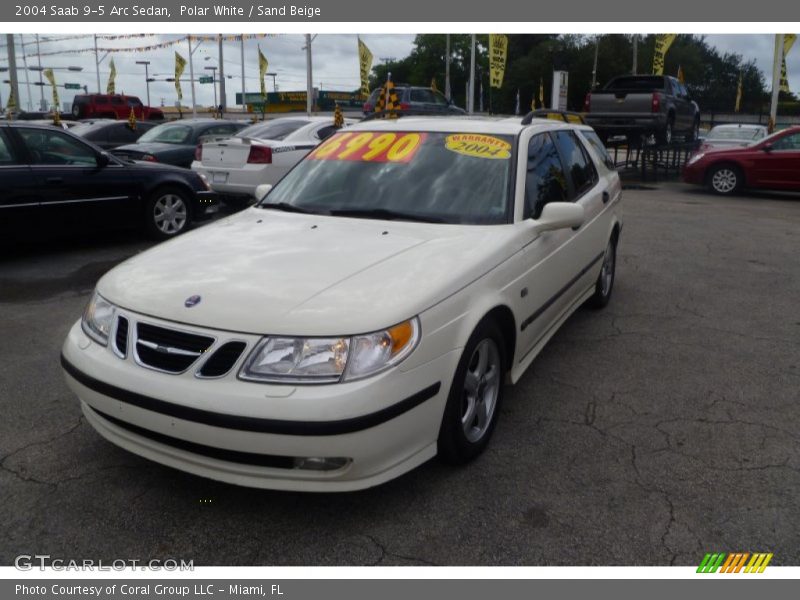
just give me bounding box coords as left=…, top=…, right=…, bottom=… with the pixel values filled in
left=1, top=183, right=798, bottom=566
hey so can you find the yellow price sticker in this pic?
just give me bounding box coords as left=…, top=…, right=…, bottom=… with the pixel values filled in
left=445, top=134, right=511, bottom=160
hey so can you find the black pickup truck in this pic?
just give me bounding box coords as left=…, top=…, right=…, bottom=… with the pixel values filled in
left=583, top=75, right=700, bottom=145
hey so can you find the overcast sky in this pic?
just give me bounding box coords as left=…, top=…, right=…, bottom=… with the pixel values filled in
left=1, top=34, right=797, bottom=111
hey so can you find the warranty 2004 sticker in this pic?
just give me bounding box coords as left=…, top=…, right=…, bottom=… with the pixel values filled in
left=445, top=134, right=511, bottom=159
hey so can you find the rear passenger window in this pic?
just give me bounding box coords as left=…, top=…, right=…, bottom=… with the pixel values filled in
left=552, top=130, right=598, bottom=197
left=0, top=131, right=17, bottom=165
left=525, top=133, right=569, bottom=219
left=410, top=89, right=436, bottom=103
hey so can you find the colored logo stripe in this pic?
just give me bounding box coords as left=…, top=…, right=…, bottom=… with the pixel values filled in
left=697, top=552, right=773, bottom=573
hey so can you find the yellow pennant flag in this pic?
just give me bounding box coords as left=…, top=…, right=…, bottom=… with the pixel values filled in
left=431, top=77, right=438, bottom=92
left=174, top=52, right=187, bottom=101
left=333, top=102, right=344, bottom=128
left=779, top=34, right=796, bottom=93
left=652, top=34, right=677, bottom=76
left=258, top=46, right=269, bottom=100
left=357, top=37, right=373, bottom=100
left=735, top=73, right=743, bottom=112
left=677, top=65, right=685, bottom=84
left=6, top=86, right=17, bottom=113
left=128, top=107, right=137, bottom=130
left=43, top=68, right=60, bottom=112
left=107, top=58, right=117, bottom=94
left=538, top=78, right=544, bottom=109
left=488, top=34, right=508, bottom=89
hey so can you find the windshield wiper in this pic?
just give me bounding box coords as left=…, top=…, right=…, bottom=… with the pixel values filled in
left=257, top=202, right=325, bottom=215
left=329, top=208, right=445, bottom=223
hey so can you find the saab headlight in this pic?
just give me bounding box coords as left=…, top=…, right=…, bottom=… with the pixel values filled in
left=81, top=291, right=115, bottom=345
left=239, top=318, right=420, bottom=384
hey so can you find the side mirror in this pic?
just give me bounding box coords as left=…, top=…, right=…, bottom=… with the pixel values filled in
left=96, top=151, right=111, bottom=167
left=254, top=184, right=273, bottom=202
left=762, top=143, right=773, bottom=152
left=532, top=202, right=585, bottom=232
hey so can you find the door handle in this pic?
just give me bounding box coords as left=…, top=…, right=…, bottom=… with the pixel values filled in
left=45, top=177, right=63, bottom=184
left=602, top=190, right=610, bottom=204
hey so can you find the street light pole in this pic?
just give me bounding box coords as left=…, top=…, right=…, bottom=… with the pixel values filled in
left=136, top=60, right=151, bottom=106
left=304, top=34, right=315, bottom=116
left=468, top=34, right=476, bottom=114
left=218, top=34, right=226, bottom=114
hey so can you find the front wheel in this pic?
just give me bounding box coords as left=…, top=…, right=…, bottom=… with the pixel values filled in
left=588, top=237, right=617, bottom=309
left=145, top=187, right=191, bottom=240
left=707, top=165, right=742, bottom=195
left=438, top=320, right=506, bottom=464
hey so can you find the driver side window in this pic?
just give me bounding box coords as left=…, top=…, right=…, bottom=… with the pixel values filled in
left=525, top=132, right=569, bottom=219
left=19, top=129, right=97, bottom=166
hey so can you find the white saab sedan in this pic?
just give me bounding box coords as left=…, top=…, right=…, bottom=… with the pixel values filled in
left=61, top=115, right=622, bottom=492
left=191, top=116, right=357, bottom=205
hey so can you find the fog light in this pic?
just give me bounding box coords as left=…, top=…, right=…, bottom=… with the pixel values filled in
left=292, top=457, right=351, bottom=471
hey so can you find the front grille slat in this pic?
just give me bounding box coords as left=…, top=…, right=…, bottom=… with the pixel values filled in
left=115, top=316, right=128, bottom=357
left=197, top=341, right=247, bottom=378
left=135, top=322, right=214, bottom=373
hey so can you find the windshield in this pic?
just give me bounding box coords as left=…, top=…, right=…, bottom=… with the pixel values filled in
left=69, top=123, right=105, bottom=136
left=237, top=120, right=310, bottom=141
left=261, top=130, right=514, bottom=225
left=707, top=127, right=764, bottom=141
left=137, top=124, right=192, bottom=144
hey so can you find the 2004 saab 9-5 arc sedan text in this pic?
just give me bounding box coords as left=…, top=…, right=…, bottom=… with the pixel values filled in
left=61, top=115, right=623, bottom=492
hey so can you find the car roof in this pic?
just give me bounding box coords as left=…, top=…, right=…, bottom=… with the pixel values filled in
left=350, top=115, right=586, bottom=136
left=711, top=123, right=765, bottom=130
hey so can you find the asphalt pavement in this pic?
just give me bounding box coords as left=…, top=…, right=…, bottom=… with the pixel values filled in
left=1, top=183, right=798, bottom=566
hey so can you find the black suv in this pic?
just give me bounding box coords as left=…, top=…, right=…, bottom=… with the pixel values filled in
left=363, top=85, right=466, bottom=115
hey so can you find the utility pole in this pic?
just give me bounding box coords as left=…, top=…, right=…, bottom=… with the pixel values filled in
left=468, top=34, right=476, bottom=113
left=218, top=34, right=226, bottom=114
left=35, top=34, right=44, bottom=110
left=592, top=35, right=600, bottom=88
left=94, top=34, right=101, bottom=93
left=769, top=33, right=784, bottom=133
left=187, top=36, right=197, bottom=118
left=19, top=35, right=33, bottom=110
left=445, top=34, right=451, bottom=101
left=240, top=35, right=246, bottom=112
left=6, top=34, right=19, bottom=114
left=136, top=61, right=151, bottom=106
left=632, top=35, right=638, bottom=75
left=304, top=34, right=314, bottom=116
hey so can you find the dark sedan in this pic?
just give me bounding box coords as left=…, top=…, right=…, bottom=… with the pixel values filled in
left=0, top=122, right=218, bottom=241
left=112, top=119, right=247, bottom=168
left=683, top=126, right=800, bottom=194
left=70, top=119, right=159, bottom=150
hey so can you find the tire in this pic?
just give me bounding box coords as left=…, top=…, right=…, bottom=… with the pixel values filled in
left=656, top=115, right=674, bottom=146
left=144, top=187, right=192, bottom=240
left=588, top=236, right=617, bottom=309
left=688, top=117, right=700, bottom=143
left=71, top=105, right=81, bottom=118
left=706, top=164, right=742, bottom=195
left=438, top=319, right=506, bottom=464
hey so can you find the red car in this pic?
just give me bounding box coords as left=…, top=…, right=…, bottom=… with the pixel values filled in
left=71, top=93, right=165, bottom=121
left=683, top=126, right=800, bottom=194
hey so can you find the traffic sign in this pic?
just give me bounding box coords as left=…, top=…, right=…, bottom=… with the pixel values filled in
left=199, top=76, right=213, bottom=84
left=64, top=83, right=81, bottom=90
